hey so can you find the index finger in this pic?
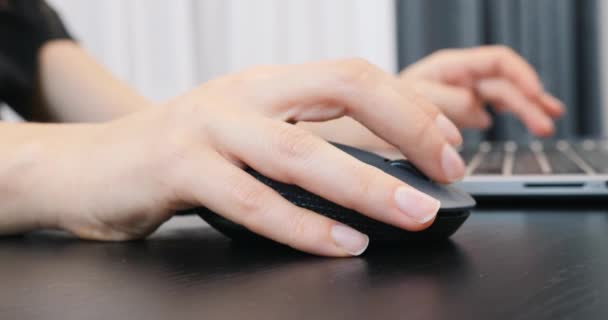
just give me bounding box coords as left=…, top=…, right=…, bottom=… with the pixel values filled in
left=245, top=59, right=466, bottom=184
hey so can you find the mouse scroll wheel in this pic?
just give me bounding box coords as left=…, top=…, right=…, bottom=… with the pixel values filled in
left=388, top=160, right=428, bottom=180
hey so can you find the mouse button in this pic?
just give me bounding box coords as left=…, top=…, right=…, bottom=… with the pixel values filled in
left=444, top=186, right=476, bottom=209
left=430, top=186, right=476, bottom=211
left=389, top=159, right=429, bottom=180
left=400, top=178, right=475, bottom=211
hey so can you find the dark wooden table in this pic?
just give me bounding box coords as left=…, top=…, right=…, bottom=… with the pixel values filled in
left=2, top=204, right=608, bottom=320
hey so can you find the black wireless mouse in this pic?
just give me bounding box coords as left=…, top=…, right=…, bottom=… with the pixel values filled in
left=195, top=143, right=475, bottom=245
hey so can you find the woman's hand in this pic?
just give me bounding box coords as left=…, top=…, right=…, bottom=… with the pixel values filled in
left=400, top=46, right=564, bottom=136
left=9, top=59, right=465, bottom=257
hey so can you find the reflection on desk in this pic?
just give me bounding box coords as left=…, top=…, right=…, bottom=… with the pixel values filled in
left=1, top=208, right=608, bottom=320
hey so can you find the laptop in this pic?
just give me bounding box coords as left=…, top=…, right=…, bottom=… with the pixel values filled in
left=455, top=139, right=608, bottom=197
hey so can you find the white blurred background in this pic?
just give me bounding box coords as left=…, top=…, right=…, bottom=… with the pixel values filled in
left=47, top=0, right=397, bottom=102
left=4, top=0, right=608, bottom=129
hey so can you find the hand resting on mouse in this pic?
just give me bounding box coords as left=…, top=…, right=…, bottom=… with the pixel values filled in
left=0, top=59, right=465, bottom=257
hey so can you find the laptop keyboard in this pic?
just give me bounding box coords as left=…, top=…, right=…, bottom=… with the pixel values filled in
left=462, top=140, right=608, bottom=176
left=512, top=145, right=543, bottom=175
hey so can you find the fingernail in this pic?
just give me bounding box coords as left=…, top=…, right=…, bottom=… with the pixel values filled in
left=435, top=114, right=462, bottom=146
left=394, top=186, right=441, bottom=224
left=442, top=144, right=466, bottom=182
left=331, top=224, right=369, bottom=256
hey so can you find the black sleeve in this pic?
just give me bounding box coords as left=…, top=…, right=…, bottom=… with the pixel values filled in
left=0, top=0, right=73, bottom=118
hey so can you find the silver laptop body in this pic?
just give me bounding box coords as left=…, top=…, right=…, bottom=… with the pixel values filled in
left=455, top=139, right=608, bottom=197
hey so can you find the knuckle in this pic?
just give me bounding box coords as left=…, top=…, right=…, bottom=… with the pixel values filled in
left=334, top=58, right=377, bottom=87
left=348, top=165, right=382, bottom=209
left=463, top=104, right=476, bottom=114
left=492, top=45, right=517, bottom=59
left=411, top=113, right=437, bottom=145
left=418, top=96, right=442, bottom=116
left=431, top=48, right=455, bottom=60
left=229, top=176, right=269, bottom=214
left=212, top=65, right=280, bottom=95
left=462, top=92, right=478, bottom=111
left=273, top=124, right=319, bottom=163
left=286, top=210, right=313, bottom=245
left=342, top=57, right=374, bottom=70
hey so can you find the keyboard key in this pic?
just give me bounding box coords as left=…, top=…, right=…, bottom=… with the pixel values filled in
left=571, top=141, right=608, bottom=173
left=512, top=145, right=543, bottom=175
left=543, top=143, right=586, bottom=174
left=473, top=146, right=504, bottom=175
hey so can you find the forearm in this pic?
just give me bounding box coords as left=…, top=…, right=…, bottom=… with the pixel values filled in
left=0, top=122, right=101, bottom=235
left=34, top=40, right=154, bottom=122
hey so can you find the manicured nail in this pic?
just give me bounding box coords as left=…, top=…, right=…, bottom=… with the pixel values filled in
left=331, top=224, right=369, bottom=256
left=394, top=186, right=441, bottom=224
left=435, top=114, right=462, bottom=146
left=442, top=144, right=466, bottom=182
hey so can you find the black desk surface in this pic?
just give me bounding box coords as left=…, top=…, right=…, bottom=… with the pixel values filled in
left=2, top=205, right=608, bottom=320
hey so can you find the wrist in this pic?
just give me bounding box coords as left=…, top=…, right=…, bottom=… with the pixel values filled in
left=0, top=123, right=106, bottom=234
left=48, top=113, right=171, bottom=240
